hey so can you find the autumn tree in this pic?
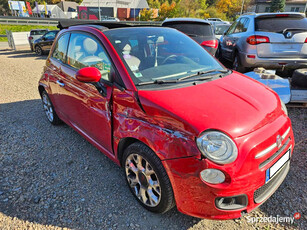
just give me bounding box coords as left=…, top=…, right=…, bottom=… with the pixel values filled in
left=270, top=0, right=286, bottom=12
left=157, top=1, right=177, bottom=20
left=140, top=8, right=154, bottom=21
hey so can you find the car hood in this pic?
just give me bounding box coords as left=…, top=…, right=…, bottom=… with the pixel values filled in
left=138, top=72, right=282, bottom=138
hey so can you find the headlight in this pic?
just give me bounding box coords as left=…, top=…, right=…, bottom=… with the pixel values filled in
left=196, top=131, right=238, bottom=164
left=280, top=99, right=288, bottom=116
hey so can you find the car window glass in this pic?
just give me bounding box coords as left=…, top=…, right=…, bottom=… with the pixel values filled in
left=52, top=33, right=70, bottom=63
left=67, top=33, right=111, bottom=81
left=234, top=18, right=246, bottom=33
left=255, top=16, right=307, bottom=32
left=242, top=18, right=250, bottom=32
left=226, top=19, right=239, bottom=35
left=44, top=31, right=57, bottom=40
left=165, top=22, right=213, bottom=36
left=104, top=27, right=225, bottom=87
left=31, top=30, right=47, bottom=36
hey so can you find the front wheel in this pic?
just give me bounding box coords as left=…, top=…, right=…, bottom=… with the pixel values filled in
left=123, top=142, right=175, bottom=213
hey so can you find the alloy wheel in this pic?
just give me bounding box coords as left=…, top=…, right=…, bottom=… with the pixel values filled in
left=35, top=46, right=42, bottom=55
left=42, top=93, right=54, bottom=122
left=125, top=154, right=161, bottom=207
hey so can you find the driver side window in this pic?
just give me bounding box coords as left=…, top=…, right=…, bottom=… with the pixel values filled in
left=67, top=33, right=111, bottom=81
left=226, top=19, right=239, bottom=35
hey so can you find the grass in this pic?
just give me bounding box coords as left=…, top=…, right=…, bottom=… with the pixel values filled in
left=0, top=24, right=58, bottom=42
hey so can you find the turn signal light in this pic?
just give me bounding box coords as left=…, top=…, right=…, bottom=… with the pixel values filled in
left=246, top=35, right=270, bottom=45
left=201, top=39, right=218, bottom=49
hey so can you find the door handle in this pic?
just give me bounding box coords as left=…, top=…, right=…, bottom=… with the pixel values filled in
left=56, top=80, right=65, bottom=87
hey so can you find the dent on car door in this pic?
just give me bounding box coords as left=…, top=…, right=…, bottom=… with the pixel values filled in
left=61, top=32, right=114, bottom=153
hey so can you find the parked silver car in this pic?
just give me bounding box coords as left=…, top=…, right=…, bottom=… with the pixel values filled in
left=218, top=12, right=307, bottom=72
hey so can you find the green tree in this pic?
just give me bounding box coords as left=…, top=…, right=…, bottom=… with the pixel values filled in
left=270, top=0, right=286, bottom=12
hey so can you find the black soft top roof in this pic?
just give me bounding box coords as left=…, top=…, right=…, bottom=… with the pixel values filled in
left=58, top=19, right=132, bottom=30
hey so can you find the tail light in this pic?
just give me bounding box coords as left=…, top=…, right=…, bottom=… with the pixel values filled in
left=246, top=35, right=270, bottom=45
left=29, top=36, right=33, bottom=40
left=201, top=39, right=218, bottom=49
left=305, top=37, right=307, bottom=43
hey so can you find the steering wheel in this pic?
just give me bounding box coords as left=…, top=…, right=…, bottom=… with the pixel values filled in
left=162, top=54, right=178, bottom=65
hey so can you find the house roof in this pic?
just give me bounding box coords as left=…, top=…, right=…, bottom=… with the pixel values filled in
left=80, top=0, right=149, bottom=8
left=57, top=1, right=79, bottom=12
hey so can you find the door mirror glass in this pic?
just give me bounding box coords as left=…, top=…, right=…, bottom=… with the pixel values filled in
left=76, top=67, right=101, bottom=83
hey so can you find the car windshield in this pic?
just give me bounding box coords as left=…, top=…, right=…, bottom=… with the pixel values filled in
left=104, top=27, right=225, bottom=87
left=255, top=15, right=307, bottom=33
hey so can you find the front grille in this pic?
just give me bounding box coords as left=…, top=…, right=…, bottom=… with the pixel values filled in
left=254, top=161, right=290, bottom=204
left=259, top=137, right=291, bottom=169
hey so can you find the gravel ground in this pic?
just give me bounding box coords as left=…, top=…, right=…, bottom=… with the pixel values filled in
left=0, top=47, right=306, bottom=229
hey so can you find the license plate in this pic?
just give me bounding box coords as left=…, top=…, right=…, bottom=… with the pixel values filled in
left=265, top=149, right=290, bottom=183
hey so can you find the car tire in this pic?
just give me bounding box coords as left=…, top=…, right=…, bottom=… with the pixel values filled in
left=122, top=142, right=175, bottom=213
left=35, top=46, right=43, bottom=56
left=41, top=91, right=62, bottom=125
left=233, top=52, right=247, bottom=73
left=292, top=69, right=307, bottom=88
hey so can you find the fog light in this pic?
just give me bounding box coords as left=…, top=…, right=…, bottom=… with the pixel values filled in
left=200, top=169, right=225, bottom=184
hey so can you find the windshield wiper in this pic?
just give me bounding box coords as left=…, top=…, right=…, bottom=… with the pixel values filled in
left=135, top=79, right=178, bottom=86
left=178, top=69, right=228, bottom=81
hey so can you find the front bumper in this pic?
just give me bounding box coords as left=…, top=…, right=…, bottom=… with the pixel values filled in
left=240, top=52, right=307, bottom=69
left=162, top=117, right=294, bottom=219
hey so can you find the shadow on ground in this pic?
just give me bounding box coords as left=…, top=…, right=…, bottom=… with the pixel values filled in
left=0, top=49, right=47, bottom=60
left=0, top=100, right=305, bottom=229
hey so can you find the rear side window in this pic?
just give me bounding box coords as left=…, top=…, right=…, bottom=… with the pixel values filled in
left=255, top=16, right=307, bottom=33
left=31, top=30, right=47, bottom=35
left=67, top=33, right=112, bottom=81
left=52, top=33, right=70, bottom=63
left=234, top=18, right=249, bottom=33
left=165, top=22, right=213, bottom=36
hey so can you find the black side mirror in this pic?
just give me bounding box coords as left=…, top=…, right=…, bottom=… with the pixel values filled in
left=42, top=37, right=46, bottom=41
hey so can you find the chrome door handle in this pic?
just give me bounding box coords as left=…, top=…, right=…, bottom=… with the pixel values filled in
left=56, top=80, right=65, bottom=87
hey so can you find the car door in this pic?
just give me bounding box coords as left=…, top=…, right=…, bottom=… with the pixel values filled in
left=221, top=19, right=239, bottom=60
left=47, top=32, right=71, bottom=120
left=56, top=32, right=113, bottom=153
left=41, top=31, right=57, bottom=51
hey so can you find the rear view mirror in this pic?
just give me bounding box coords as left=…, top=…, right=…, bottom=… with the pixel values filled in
left=76, top=67, right=101, bottom=83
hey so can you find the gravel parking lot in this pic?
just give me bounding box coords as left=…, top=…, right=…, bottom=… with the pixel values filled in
left=0, top=46, right=306, bottom=230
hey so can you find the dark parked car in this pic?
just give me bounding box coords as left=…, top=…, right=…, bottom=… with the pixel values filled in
left=34, top=30, right=59, bottom=55
left=38, top=21, right=293, bottom=220
left=162, top=18, right=218, bottom=55
left=28, top=29, right=48, bottom=51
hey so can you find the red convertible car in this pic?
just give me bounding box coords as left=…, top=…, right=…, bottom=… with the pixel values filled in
left=38, top=21, right=294, bottom=219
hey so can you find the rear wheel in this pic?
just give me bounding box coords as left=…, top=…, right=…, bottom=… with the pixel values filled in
left=233, top=52, right=247, bottom=73
left=123, top=142, right=175, bottom=213
left=41, top=91, right=62, bottom=125
left=35, top=46, right=43, bottom=56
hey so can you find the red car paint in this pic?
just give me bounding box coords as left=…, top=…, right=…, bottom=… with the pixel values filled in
left=39, top=25, right=294, bottom=219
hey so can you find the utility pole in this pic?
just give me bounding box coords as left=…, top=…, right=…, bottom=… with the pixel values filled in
left=98, top=0, right=101, bottom=21
left=240, top=0, right=245, bottom=15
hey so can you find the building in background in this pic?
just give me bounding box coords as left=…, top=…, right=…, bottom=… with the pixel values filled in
left=78, top=0, right=149, bottom=20
left=250, top=0, right=307, bottom=13
left=57, top=0, right=79, bottom=18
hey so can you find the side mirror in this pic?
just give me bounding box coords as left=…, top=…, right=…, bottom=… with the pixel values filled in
left=76, top=67, right=101, bottom=83
left=42, top=37, right=46, bottom=41
left=223, top=30, right=227, bottom=35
